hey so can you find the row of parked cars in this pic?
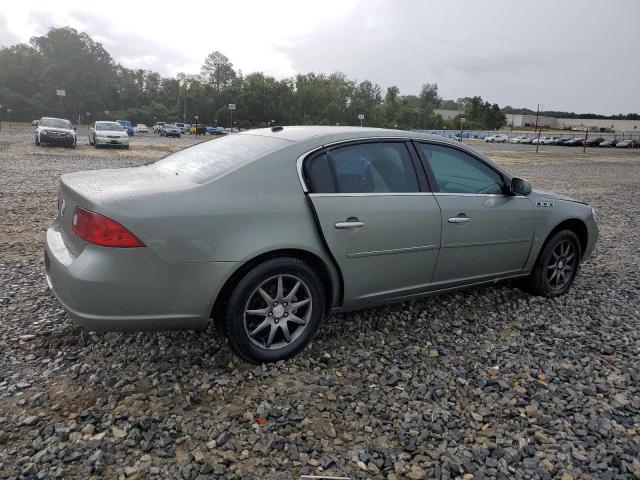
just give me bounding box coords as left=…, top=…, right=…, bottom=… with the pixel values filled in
left=505, top=135, right=640, bottom=148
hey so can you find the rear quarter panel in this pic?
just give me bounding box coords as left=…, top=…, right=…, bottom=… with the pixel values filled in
left=100, top=146, right=342, bottom=305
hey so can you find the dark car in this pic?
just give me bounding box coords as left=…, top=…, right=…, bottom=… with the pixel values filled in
left=35, top=117, right=77, bottom=148
left=565, top=138, right=584, bottom=146
left=584, top=137, right=605, bottom=147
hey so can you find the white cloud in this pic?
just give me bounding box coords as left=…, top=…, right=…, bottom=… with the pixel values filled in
left=1, top=0, right=639, bottom=114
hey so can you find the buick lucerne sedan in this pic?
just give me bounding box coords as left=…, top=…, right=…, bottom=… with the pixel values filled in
left=45, top=127, right=597, bottom=363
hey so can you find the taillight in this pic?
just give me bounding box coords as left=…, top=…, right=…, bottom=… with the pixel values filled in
left=72, top=207, right=144, bottom=248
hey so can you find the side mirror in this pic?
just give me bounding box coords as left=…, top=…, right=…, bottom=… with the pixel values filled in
left=510, top=177, right=532, bottom=196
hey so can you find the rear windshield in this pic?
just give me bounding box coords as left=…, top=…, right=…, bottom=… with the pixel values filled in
left=153, top=133, right=291, bottom=183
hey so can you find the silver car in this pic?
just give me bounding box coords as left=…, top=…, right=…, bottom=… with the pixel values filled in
left=88, top=121, right=130, bottom=148
left=45, top=127, right=598, bottom=363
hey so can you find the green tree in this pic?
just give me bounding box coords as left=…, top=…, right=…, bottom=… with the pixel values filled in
left=200, top=51, right=236, bottom=92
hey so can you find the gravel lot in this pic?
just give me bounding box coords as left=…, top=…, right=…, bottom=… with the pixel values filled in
left=1, top=127, right=639, bottom=479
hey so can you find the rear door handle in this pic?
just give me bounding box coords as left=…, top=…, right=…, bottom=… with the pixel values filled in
left=335, top=220, right=364, bottom=229
left=448, top=216, right=471, bottom=224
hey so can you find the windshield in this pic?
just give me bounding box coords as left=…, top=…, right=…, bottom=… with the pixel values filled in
left=153, top=134, right=291, bottom=183
left=95, top=122, right=124, bottom=131
left=40, top=118, right=72, bottom=129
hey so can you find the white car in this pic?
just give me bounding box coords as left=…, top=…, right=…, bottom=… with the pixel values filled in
left=88, top=121, right=130, bottom=148
left=485, top=134, right=509, bottom=143
left=153, top=122, right=166, bottom=133
left=134, top=124, right=148, bottom=133
left=174, top=122, right=190, bottom=134
left=509, top=136, right=526, bottom=144
left=532, top=136, right=554, bottom=145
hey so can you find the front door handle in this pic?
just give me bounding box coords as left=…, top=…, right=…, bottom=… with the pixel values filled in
left=335, top=220, right=364, bottom=229
left=448, top=216, right=471, bottom=224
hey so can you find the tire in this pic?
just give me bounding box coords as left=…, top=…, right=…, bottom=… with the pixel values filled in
left=223, top=257, right=326, bottom=363
left=490, top=139, right=495, bottom=143
left=521, top=229, right=581, bottom=297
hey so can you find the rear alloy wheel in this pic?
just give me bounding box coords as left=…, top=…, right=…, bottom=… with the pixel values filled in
left=522, top=229, right=581, bottom=297
left=223, top=257, right=325, bottom=363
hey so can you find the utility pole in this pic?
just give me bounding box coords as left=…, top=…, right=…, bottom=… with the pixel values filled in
left=535, top=104, right=541, bottom=153
left=583, top=128, right=588, bottom=154
left=460, top=117, right=466, bottom=143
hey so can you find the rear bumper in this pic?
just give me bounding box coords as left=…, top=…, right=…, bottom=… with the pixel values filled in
left=44, top=219, right=239, bottom=332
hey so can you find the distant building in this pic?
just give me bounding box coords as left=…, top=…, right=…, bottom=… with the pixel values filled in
left=504, top=112, right=639, bottom=133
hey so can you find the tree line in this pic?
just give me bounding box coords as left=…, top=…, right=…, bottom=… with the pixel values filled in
left=0, top=27, right=507, bottom=130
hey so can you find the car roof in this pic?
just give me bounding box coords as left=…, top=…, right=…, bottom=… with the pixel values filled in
left=238, top=126, right=464, bottom=147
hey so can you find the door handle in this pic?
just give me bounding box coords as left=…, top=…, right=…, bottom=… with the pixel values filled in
left=448, top=216, right=471, bottom=224
left=335, top=220, right=364, bottom=229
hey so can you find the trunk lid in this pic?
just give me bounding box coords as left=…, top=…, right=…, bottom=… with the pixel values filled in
left=57, top=165, right=195, bottom=254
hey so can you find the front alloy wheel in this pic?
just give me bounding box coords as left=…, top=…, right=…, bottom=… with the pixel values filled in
left=546, top=239, right=577, bottom=291
left=223, top=257, right=325, bottom=363
left=522, top=229, right=581, bottom=297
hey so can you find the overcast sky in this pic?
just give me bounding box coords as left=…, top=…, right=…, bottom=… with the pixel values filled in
left=1, top=0, right=639, bottom=114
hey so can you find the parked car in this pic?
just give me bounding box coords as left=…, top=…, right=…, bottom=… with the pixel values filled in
left=35, top=117, right=77, bottom=148
left=615, top=139, right=640, bottom=148
left=552, top=137, right=568, bottom=145
left=509, top=136, right=525, bottom=144
left=160, top=124, right=181, bottom=137
left=190, top=124, right=208, bottom=135
left=532, top=136, right=555, bottom=145
left=134, top=124, right=149, bottom=133
left=599, top=139, right=618, bottom=148
left=88, top=121, right=130, bottom=148
left=31, top=120, right=39, bottom=126
left=173, top=122, right=191, bottom=134
left=485, top=134, right=509, bottom=143
left=153, top=122, right=166, bottom=133
left=519, top=137, right=534, bottom=144
left=584, top=137, right=605, bottom=147
left=565, top=138, right=584, bottom=146
left=116, top=120, right=134, bottom=136
left=45, top=126, right=598, bottom=363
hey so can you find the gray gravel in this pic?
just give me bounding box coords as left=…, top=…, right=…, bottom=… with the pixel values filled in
left=1, top=128, right=639, bottom=479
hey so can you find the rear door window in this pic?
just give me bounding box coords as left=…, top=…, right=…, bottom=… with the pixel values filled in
left=328, top=142, right=419, bottom=193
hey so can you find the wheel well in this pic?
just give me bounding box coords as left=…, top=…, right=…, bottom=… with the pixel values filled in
left=211, top=249, right=336, bottom=324
left=546, top=218, right=588, bottom=257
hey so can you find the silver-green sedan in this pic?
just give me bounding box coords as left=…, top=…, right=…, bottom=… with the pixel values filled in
left=45, top=127, right=597, bottom=363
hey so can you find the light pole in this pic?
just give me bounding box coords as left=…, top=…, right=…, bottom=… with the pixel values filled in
left=228, top=104, right=236, bottom=131
left=459, top=117, right=465, bottom=143
left=194, top=115, right=199, bottom=136
left=0, top=104, right=3, bottom=132
left=7, top=108, right=12, bottom=128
